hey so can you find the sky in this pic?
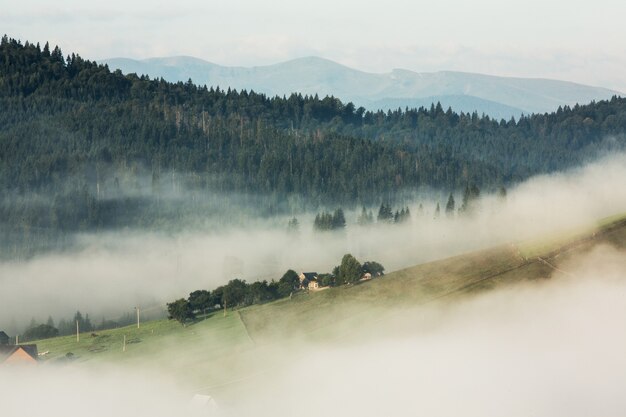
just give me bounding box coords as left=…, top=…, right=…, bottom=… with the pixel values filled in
left=1, top=0, right=625, bottom=91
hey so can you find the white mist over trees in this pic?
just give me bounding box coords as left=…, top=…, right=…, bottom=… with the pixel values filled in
left=1, top=152, right=626, bottom=332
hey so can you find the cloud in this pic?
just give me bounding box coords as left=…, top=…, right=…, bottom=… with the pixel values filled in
left=230, top=245, right=626, bottom=417
left=3, top=0, right=625, bottom=91
left=1, top=152, right=625, bottom=332
left=0, top=366, right=195, bottom=417
left=1, top=228, right=625, bottom=417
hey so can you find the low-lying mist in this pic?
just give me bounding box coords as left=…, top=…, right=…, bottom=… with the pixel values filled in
left=229, top=245, right=626, bottom=417
left=1, top=245, right=625, bottom=417
left=1, top=152, right=626, bottom=331
left=0, top=366, right=198, bottom=417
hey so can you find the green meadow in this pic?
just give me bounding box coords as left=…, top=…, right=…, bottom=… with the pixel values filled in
left=32, top=212, right=626, bottom=398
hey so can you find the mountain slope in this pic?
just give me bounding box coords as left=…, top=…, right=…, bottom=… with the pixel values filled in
left=39, top=214, right=626, bottom=362
left=103, top=55, right=622, bottom=119
left=240, top=213, right=626, bottom=343
left=3, top=38, right=626, bottom=253
left=31, top=213, right=626, bottom=399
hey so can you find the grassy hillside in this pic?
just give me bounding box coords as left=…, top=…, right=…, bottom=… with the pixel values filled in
left=32, top=213, right=626, bottom=397
left=240, top=213, right=626, bottom=342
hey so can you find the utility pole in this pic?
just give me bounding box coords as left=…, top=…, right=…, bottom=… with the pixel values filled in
left=76, top=320, right=80, bottom=342
left=135, top=307, right=140, bottom=329
left=15, top=335, right=18, bottom=345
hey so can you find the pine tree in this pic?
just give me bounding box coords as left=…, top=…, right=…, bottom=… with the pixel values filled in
left=357, top=207, right=373, bottom=226
left=460, top=184, right=481, bottom=215
left=84, top=314, right=93, bottom=331
left=74, top=311, right=83, bottom=329
left=445, top=193, right=455, bottom=218
left=332, top=208, right=346, bottom=229
left=377, top=203, right=393, bottom=223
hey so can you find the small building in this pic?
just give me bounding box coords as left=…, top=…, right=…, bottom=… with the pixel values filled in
left=0, top=331, right=9, bottom=345
left=360, top=272, right=373, bottom=281
left=307, top=279, right=320, bottom=291
left=298, top=272, right=318, bottom=289
left=0, top=344, right=38, bottom=365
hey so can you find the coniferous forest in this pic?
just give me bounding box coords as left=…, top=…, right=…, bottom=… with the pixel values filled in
left=1, top=36, right=626, bottom=255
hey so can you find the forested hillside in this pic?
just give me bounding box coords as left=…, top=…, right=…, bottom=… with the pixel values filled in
left=1, top=36, right=625, bottom=249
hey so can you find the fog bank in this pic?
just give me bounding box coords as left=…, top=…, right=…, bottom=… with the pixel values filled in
left=0, top=366, right=196, bottom=417
left=2, top=245, right=625, bottom=417
left=1, top=152, right=626, bottom=330
left=227, top=245, right=626, bottom=417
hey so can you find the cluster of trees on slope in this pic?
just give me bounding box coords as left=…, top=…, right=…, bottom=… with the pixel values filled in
left=1, top=37, right=626, bottom=244
left=166, top=253, right=384, bottom=325
left=6, top=254, right=386, bottom=338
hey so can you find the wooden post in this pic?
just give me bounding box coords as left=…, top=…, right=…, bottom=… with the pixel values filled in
left=15, top=335, right=18, bottom=345
left=123, top=335, right=126, bottom=352
left=135, top=307, right=140, bottom=329
left=76, top=320, right=80, bottom=342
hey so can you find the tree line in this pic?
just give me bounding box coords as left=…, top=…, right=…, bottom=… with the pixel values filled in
left=166, top=253, right=384, bottom=325
left=15, top=310, right=138, bottom=342
left=1, top=36, right=625, bottom=256
left=310, top=197, right=463, bottom=231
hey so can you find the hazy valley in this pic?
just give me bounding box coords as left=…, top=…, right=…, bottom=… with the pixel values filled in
left=1, top=18, right=626, bottom=417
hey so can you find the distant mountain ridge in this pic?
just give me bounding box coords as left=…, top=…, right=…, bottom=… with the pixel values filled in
left=103, top=56, right=622, bottom=120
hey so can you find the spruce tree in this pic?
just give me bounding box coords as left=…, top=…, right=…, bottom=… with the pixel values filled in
left=445, top=193, right=455, bottom=218
left=357, top=207, right=373, bottom=226
left=332, top=208, right=346, bottom=229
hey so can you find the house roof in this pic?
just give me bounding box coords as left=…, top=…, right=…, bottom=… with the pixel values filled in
left=0, top=331, right=8, bottom=340
left=0, top=344, right=38, bottom=363
left=19, top=345, right=38, bottom=359
left=300, top=272, right=318, bottom=280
